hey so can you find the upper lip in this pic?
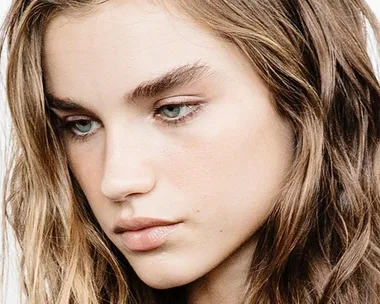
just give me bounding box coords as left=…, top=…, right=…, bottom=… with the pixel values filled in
left=113, top=217, right=179, bottom=234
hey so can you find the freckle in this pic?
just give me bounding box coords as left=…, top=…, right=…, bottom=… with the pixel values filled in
left=196, top=209, right=200, bottom=213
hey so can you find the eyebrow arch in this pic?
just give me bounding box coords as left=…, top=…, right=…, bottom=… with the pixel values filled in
left=46, top=61, right=215, bottom=112
left=127, top=61, right=214, bottom=103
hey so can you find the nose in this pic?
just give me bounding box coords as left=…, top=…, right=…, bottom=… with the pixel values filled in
left=100, top=128, right=156, bottom=202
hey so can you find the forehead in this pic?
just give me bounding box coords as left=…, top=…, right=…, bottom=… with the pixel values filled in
left=42, top=0, right=256, bottom=112
left=43, top=0, right=222, bottom=99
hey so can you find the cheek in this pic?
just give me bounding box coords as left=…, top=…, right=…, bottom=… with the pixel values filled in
left=66, top=142, right=110, bottom=221
left=129, top=104, right=294, bottom=286
left=161, top=104, right=293, bottom=228
left=67, top=142, right=104, bottom=188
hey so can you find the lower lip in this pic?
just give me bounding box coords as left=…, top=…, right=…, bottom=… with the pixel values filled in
left=120, top=223, right=180, bottom=252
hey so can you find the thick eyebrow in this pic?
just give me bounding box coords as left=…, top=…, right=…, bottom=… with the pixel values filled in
left=46, top=61, right=215, bottom=112
left=127, top=61, right=214, bottom=103
left=46, top=94, right=90, bottom=114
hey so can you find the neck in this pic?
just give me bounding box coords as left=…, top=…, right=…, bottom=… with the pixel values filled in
left=186, top=238, right=256, bottom=304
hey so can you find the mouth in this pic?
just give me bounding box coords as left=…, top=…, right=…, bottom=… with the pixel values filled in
left=113, top=217, right=181, bottom=252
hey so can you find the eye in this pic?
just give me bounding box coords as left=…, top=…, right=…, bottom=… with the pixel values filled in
left=54, top=100, right=205, bottom=143
left=161, top=105, right=184, bottom=118
left=154, top=102, right=204, bottom=126
left=72, top=120, right=97, bottom=133
left=58, top=117, right=101, bottom=141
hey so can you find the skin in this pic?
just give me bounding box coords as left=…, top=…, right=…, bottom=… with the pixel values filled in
left=43, top=0, right=294, bottom=303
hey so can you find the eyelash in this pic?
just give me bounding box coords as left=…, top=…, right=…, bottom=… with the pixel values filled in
left=57, top=101, right=204, bottom=143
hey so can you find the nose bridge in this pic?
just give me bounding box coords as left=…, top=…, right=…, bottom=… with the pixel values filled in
left=101, top=124, right=156, bottom=201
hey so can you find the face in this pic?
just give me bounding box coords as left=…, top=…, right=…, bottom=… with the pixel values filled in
left=44, top=0, right=293, bottom=289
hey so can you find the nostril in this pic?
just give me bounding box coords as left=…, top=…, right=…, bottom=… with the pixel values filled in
left=101, top=178, right=127, bottom=201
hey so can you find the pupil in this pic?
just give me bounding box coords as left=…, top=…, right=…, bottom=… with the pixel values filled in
left=164, top=106, right=181, bottom=118
left=76, top=120, right=91, bottom=132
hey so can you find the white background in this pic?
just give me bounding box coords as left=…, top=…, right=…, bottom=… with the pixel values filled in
left=0, top=1, right=379, bottom=303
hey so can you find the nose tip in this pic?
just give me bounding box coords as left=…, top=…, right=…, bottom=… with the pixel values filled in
left=101, top=167, right=156, bottom=202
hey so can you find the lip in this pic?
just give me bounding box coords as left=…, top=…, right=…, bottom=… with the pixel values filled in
left=113, top=217, right=179, bottom=233
left=113, top=217, right=181, bottom=252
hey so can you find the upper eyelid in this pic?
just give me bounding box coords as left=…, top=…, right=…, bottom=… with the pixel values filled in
left=156, top=94, right=204, bottom=103
left=52, top=97, right=203, bottom=118
left=64, top=115, right=98, bottom=122
left=49, top=106, right=102, bottom=125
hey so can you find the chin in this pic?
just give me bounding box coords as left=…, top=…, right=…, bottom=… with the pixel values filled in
left=144, top=279, right=185, bottom=290
left=136, top=269, right=200, bottom=290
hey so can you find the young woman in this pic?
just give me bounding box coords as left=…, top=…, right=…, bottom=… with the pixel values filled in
left=1, top=0, right=380, bottom=303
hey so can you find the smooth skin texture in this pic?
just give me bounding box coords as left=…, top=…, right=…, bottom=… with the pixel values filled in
left=43, top=0, right=294, bottom=303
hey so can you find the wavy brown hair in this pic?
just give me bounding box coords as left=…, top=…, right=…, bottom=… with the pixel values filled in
left=1, top=0, right=380, bottom=303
